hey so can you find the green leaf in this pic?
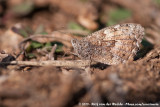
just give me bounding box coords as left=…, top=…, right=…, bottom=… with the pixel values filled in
left=55, top=45, right=63, bottom=53
left=68, top=22, right=84, bottom=30
left=107, top=8, right=132, bottom=26
left=31, top=41, right=43, bottom=49
left=67, top=21, right=91, bottom=37
left=26, top=41, right=43, bottom=52
left=45, top=42, right=52, bottom=47
left=50, top=42, right=63, bottom=53
left=26, top=53, right=36, bottom=59
left=44, top=42, right=64, bottom=52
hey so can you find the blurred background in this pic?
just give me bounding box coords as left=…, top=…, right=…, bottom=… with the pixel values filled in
left=0, top=0, right=160, bottom=28
left=0, top=0, right=160, bottom=31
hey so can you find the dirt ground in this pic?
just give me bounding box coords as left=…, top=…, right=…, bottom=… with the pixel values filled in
left=0, top=0, right=160, bottom=107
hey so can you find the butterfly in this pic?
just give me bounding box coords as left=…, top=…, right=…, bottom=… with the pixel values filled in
left=71, top=23, right=144, bottom=65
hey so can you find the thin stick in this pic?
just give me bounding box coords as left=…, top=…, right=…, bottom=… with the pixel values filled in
left=48, top=44, right=57, bottom=60
left=0, top=60, right=91, bottom=68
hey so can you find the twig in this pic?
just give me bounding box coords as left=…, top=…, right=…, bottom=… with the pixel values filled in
left=48, top=44, right=57, bottom=60
left=0, top=60, right=91, bottom=68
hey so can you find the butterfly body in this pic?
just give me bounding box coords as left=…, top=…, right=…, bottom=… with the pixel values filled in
left=71, top=23, right=144, bottom=65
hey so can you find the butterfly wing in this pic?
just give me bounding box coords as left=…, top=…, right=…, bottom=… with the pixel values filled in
left=83, top=23, right=144, bottom=65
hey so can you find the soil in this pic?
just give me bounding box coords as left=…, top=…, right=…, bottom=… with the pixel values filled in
left=0, top=0, right=160, bottom=107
